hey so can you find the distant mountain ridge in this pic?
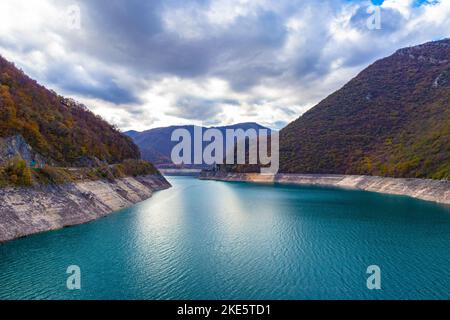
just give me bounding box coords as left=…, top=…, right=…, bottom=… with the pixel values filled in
left=279, top=39, right=450, bottom=179
left=126, top=122, right=270, bottom=167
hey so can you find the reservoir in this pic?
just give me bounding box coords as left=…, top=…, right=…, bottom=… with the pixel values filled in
left=0, top=176, right=449, bottom=299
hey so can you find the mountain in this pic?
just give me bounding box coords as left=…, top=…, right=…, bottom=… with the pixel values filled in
left=0, top=55, right=140, bottom=166
left=279, top=39, right=450, bottom=179
left=126, top=122, right=270, bottom=167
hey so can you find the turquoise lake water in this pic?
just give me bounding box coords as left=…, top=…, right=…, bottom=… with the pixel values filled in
left=0, top=176, right=449, bottom=300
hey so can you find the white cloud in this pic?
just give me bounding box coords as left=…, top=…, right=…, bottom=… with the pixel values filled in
left=0, top=0, right=449, bottom=131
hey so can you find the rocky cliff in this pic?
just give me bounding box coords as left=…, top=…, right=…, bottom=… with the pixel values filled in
left=0, top=135, right=49, bottom=167
left=0, top=174, right=171, bottom=242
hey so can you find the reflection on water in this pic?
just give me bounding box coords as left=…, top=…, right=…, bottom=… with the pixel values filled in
left=0, top=176, right=449, bottom=299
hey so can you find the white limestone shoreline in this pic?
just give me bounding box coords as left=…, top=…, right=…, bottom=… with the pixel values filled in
left=159, top=168, right=202, bottom=176
left=0, top=174, right=171, bottom=243
left=199, top=172, right=450, bottom=205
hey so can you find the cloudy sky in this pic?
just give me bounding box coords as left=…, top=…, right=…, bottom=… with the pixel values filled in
left=0, top=0, right=449, bottom=131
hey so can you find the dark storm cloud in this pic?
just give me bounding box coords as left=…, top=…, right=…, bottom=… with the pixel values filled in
left=1, top=0, right=448, bottom=129
left=47, top=0, right=295, bottom=105
left=44, top=62, right=140, bottom=104
left=0, top=0, right=421, bottom=102
left=167, top=96, right=242, bottom=121
left=72, top=0, right=288, bottom=81
left=75, top=0, right=209, bottom=77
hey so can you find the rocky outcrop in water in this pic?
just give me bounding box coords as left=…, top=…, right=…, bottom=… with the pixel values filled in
left=200, top=172, right=450, bottom=205
left=0, top=174, right=171, bottom=242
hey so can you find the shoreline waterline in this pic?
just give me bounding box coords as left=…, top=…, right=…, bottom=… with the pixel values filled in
left=0, top=174, right=171, bottom=243
left=199, top=172, right=450, bottom=205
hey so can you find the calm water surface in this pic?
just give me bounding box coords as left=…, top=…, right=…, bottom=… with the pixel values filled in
left=0, top=176, right=449, bottom=299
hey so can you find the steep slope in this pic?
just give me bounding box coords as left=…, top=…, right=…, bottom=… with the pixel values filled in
left=280, top=39, right=450, bottom=179
left=126, top=122, right=270, bottom=166
left=0, top=55, right=140, bottom=166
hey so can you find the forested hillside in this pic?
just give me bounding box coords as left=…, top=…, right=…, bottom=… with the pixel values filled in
left=0, top=55, right=140, bottom=166
left=280, top=39, right=450, bottom=179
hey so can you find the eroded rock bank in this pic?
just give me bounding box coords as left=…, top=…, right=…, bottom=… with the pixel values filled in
left=0, top=175, right=171, bottom=242
left=199, top=172, right=450, bottom=205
